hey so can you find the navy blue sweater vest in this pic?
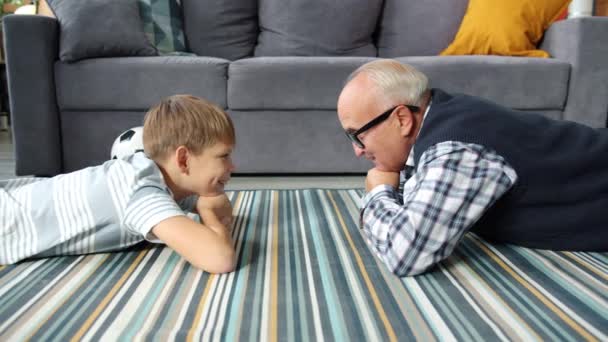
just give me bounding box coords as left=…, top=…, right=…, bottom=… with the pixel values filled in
left=413, top=89, right=608, bottom=251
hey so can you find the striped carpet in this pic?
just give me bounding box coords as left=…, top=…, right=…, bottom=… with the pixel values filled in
left=1, top=189, right=606, bottom=341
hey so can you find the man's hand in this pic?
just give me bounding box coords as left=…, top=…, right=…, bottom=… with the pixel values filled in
left=366, top=168, right=400, bottom=192
left=197, top=194, right=233, bottom=227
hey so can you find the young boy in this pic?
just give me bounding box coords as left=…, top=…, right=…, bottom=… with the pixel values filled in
left=0, top=95, right=237, bottom=273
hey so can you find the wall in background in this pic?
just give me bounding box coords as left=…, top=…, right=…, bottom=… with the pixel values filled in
left=569, top=0, right=608, bottom=17
left=569, top=0, right=593, bottom=17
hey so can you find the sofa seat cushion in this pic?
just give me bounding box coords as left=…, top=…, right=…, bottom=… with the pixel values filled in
left=229, top=57, right=375, bottom=110
left=55, top=56, right=228, bottom=110
left=399, top=56, right=570, bottom=110
left=230, top=110, right=370, bottom=173
left=229, top=56, right=569, bottom=111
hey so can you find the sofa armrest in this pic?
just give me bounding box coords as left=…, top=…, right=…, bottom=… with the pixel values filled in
left=3, top=14, right=62, bottom=176
left=540, top=17, right=608, bottom=128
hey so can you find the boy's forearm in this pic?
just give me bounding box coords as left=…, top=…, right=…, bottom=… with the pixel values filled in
left=153, top=216, right=236, bottom=273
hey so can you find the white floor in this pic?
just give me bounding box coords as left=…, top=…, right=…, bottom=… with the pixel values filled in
left=0, top=130, right=365, bottom=189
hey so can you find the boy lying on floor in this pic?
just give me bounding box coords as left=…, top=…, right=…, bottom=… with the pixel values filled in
left=1, top=95, right=236, bottom=273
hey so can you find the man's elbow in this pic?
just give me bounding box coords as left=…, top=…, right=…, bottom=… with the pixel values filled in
left=385, top=257, right=435, bottom=277
left=391, top=266, right=428, bottom=277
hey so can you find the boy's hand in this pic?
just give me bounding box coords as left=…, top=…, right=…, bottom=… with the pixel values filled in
left=197, top=194, right=233, bottom=226
left=199, top=207, right=232, bottom=237
left=366, top=168, right=400, bottom=192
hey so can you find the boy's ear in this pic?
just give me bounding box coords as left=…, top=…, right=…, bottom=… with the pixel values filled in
left=396, top=105, right=415, bottom=137
left=175, top=146, right=190, bottom=174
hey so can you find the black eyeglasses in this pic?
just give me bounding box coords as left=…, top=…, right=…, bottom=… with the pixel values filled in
left=345, top=104, right=419, bottom=149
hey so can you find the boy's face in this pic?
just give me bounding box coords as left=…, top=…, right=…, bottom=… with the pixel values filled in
left=187, top=141, right=235, bottom=197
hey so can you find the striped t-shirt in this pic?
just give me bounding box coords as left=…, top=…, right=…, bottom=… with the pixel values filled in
left=0, top=153, right=197, bottom=264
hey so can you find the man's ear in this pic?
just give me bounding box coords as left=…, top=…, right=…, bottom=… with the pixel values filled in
left=396, top=106, right=416, bottom=137
left=175, top=146, right=190, bottom=174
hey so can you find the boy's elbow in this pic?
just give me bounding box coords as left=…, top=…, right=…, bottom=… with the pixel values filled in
left=193, top=247, right=236, bottom=274
left=214, top=250, right=237, bottom=274
left=203, top=259, right=236, bottom=274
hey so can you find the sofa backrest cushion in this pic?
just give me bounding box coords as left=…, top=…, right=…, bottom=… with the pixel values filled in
left=181, top=0, right=258, bottom=60
left=377, top=0, right=469, bottom=57
left=47, top=0, right=158, bottom=62
left=255, top=0, right=382, bottom=57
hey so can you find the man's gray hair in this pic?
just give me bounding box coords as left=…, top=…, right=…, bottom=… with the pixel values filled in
left=346, top=59, right=429, bottom=107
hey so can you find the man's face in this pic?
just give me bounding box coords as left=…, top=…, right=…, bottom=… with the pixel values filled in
left=187, top=141, right=235, bottom=196
left=337, top=75, right=409, bottom=172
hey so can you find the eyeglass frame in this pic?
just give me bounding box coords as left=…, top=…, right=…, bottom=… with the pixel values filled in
left=345, top=104, right=420, bottom=149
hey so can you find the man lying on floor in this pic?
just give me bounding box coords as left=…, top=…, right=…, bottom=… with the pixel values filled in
left=336, top=59, right=608, bottom=276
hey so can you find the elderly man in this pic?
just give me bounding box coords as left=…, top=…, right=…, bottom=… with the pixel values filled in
left=337, top=59, right=608, bottom=276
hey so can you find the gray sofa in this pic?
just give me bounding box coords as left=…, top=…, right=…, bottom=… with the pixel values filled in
left=3, top=0, right=608, bottom=176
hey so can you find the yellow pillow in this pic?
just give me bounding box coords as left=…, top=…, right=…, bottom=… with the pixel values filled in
left=440, top=0, right=571, bottom=58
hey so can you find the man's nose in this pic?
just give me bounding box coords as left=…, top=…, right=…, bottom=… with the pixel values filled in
left=353, top=144, right=365, bottom=157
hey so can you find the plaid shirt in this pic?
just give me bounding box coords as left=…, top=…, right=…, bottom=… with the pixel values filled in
left=360, top=141, right=517, bottom=276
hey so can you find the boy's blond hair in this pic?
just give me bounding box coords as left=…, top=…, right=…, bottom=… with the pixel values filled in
left=143, top=95, right=235, bottom=161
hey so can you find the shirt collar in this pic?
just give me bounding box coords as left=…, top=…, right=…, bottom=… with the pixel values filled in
left=405, top=99, right=432, bottom=167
